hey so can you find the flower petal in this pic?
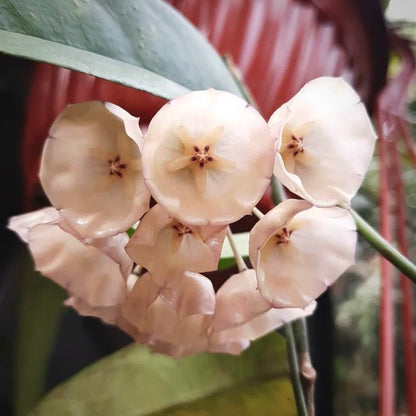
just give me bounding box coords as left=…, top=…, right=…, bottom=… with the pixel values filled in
left=40, top=101, right=150, bottom=238
left=28, top=223, right=127, bottom=309
left=126, top=205, right=226, bottom=287
left=122, top=272, right=214, bottom=358
left=8, top=207, right=60, bottom=243
left=210, top=301, right=316, bottom=345
left=64, top=296, right=120, bottom=324
left=250, top=200, right=356, bottom=308
left=88, top=232, right=133, bottom=279
left=270, top=77, right=377, bottom=206
left=161, top=271, right=216, bottom=319
left=142, top=89, right=275, bottom=226
left=213, top=269, right=271, bottom=332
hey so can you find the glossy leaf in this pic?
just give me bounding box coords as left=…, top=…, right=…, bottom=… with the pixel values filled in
left=0, top=31, right=189, bottom=100
left=0, top=0, right=240, bottom=97
left=29, top=333, right=295, bottom=416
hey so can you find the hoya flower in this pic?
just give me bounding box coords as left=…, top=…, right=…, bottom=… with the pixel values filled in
left=269, top=77, right=377, bottom=206
left=8, top=208, right=131, bottom=323
left=142, top=89, right=275, bottom=226
left=209, top=269, right=317, bottom=354
left=122, top=272, right=215, bottom=358
left=40, top=101, right=150, bottom=238
left=249, top=199, right=356, bottom=308
left=7, top=207, right=60, bottom=242
left=126, top=204, right=226, bottom=288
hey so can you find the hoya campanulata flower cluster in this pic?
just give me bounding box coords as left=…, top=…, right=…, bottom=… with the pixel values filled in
left=9, top=77, right=377, bottom=358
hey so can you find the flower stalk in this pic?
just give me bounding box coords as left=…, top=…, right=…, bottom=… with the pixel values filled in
left=350, top=208, right=416, bottom=285
left=293, top=318, right=316, bottom=416
left=270, top=177, right=316, bottom=414
left=285, top=323, right=309, bottom=416
left=226, top=227, right=248, bottom=273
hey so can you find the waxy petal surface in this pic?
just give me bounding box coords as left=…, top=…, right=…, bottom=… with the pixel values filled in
left=122, top=272, right=215, bottom=358
left=270, top=77, right=377, bottom=206
left=142, top=89, right=275, bottom=226
left=210, top=301, right=316, bottom=346
left=250, top=200, right=356, bottom=308
left=126, top=204, right=226, bottom=287
left=28, top=223, right=127, bottom=311
left=40, top=101, right=150, bottom=238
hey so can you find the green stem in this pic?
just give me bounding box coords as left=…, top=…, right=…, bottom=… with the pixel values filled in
left=284, top=323, right=309, bottom=416
left=293, top=319, right=316, bottom=416
left=350, top=208, right=416, bottom=284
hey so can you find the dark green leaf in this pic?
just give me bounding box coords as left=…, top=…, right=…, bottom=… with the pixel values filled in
left=15, top=249, right=66, bottom=416
left=29, top=333, right=295, bottom=416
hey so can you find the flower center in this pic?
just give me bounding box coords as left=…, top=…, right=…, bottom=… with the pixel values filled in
left=287, top=135, right=304, bottom=156
left=108, top=155, right=127, bottom=177
left=190, top=145, right=214, bottom=168
left=172, top=222, right=192, bottom=236
left=274, top=227, right=292, bottom=244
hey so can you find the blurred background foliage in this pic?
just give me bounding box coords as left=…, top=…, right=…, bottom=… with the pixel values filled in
left=333, top=17, right=416, bottom=415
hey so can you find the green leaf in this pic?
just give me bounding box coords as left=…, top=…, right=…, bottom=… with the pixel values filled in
left=15, top=249, right=66, bottom=416
left=0, top=30, right=189, bottom=100
left=0, top=0, right=241, bottom=98
left=29, top=333, right=295, bottom=416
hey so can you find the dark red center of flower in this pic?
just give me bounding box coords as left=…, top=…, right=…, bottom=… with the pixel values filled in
left=108, top=155, right=127, bottom=177
left=275, top=227, right=292, bottom=244
left=191, top=145, right=214, bottom=168
left=287, top=135, right=304, bottom=156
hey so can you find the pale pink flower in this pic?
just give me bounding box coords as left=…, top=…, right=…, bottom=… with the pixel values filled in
left=209, top=269, right=316, bottom=354
left=249, top=199, right=356, bottom=308
left=39, top=101, right=150, bottom=238
left=121, top=272, right=215, bottom=358
left=125, top=204, right=226, bottom=287
left=269, top=77, right=377, bottom=206
left=142, top=89, right=275, bottom=226
left=8, top=207, right=60, bottom=242
left=8, top=208, right=131, bottom=323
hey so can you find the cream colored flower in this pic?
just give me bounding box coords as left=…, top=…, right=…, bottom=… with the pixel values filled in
left=9, top=208, right=131, bottom=323
left=40, top=101, right=150, bottom=238
left=122, top=272, right=215, bottom=358
left=142, top=89, right=275, bottom=226
left=249, top=199, right=356, bottom=308
left=126, top=204, right=226, bottom=288
left=8, top=207, right=60, bottom=242
left=269, top=77, right=377, bottom=206
left=209, top=269, right=316, bottom=354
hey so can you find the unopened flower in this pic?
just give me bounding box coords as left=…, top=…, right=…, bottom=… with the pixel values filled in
left=209, top=269, right=316, bottom=354
left=40, top=101, right=150, bottom=238
left=249, top=199, right=356, bottom=308
left=122, top=272, right=215, bottom=358
left=126, top=204, right=226, bottom=287
left=8, top=208, right=131, bottom=323
left=142, top=89, right=275, bottom=226
left=269, top=77, right=377, bottom=206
